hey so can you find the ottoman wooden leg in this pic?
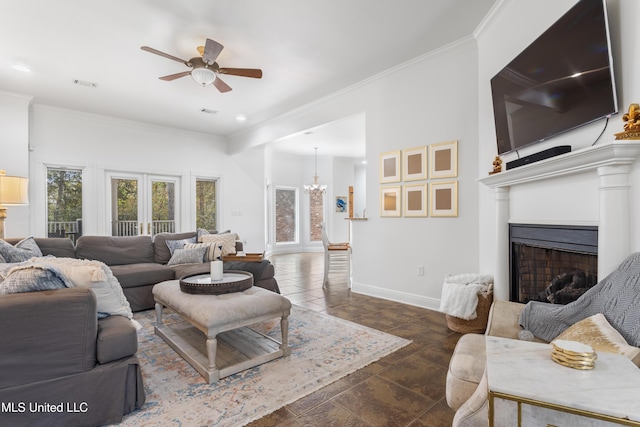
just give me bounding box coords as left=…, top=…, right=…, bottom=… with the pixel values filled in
left=280, top=313, right=290, bottom=356
left=155, top=302, right=164, bottom=326
left=206, top=336, right=220, bottom=383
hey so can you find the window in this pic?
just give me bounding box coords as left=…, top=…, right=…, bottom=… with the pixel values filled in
left=195, top=179, right=217, bottom=231
left=275, top=187, right=297, bottom=243
left=309, top=190, right=324, bottom=241
left=47, top=168, right=83, bottom=240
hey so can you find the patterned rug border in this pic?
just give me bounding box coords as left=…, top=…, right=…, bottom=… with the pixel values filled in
left=117, top=304, right=412, bottom=426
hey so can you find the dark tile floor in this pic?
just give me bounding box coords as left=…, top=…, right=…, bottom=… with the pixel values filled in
left=247, top=252, right=462, bottom=427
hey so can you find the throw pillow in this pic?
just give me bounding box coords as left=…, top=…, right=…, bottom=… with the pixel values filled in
left=184, top=242, right=221, bottom=262
left=0, top=253, right=5, bottom=263
left=167, top=246, right=208, bottom=266
left=166, top=237, right=197, bottom=255
left=554, top=313, right=640, bottom=360
left=0, top=237, right=43, bottom=263
left=0, top=263, right=70, bottom=295
left=199, top=233, right=238, bottom=256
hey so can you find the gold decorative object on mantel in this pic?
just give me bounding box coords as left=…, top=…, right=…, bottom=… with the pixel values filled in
left=615, top=103, right=640, bottom=140
left=489, top=156, right=502, bottom=175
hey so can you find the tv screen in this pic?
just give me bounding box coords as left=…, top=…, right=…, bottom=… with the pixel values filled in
left=491, top=0, right=617, bottom=155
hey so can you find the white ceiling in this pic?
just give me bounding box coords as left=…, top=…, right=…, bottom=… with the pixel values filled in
left=0, top=0, right=496, bottom=157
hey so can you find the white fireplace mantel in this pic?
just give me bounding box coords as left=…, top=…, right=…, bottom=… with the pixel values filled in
left=479, top=141, right=640, bottom=301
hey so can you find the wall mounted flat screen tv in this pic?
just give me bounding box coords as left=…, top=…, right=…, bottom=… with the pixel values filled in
left=491, top=0, right=617, bottom=155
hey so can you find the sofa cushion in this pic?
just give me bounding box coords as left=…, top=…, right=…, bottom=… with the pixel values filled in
left=34, top=237, right=76, bottom=258
left=76, top=235, right=155, bottom=265
left=153, top=232, right=197, bottom=264
left=110, top=263, right=175, bottom=289
left=170, top=262, right=210, bottom=279
left=446, top=333, right=486, bottom=411
left=97, top=315, right=138, bottom=364
left=0, top=237, right=43, bottom=262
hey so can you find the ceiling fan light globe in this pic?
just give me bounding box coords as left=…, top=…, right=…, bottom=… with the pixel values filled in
left=191, top=67, right=216, bottom=86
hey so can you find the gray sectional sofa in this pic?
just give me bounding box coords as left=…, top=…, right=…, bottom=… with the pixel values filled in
left=6, top=232, right=280, bottom=312
left=0, top=232, right=280, bottom=426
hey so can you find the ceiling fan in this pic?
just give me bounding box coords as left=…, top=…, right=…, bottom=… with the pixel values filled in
left=140, top=38, right=262, bottom=93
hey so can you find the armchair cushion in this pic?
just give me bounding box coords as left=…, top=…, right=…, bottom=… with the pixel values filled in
left=446, top=333, right=486, bottom=411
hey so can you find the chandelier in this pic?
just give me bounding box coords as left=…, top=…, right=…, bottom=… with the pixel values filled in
left=303, top=147, right=327, bottom=194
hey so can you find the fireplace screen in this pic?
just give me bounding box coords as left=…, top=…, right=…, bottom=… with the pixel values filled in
left=510, top=224, right=598, bottom=305
left=512, top=245, right=597, bottom=304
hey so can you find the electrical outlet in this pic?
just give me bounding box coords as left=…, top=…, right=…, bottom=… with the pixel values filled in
left=417, top=265, right=424, bottom=276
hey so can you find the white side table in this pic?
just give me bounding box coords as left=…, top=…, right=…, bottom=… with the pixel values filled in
left=486, top=336, right=640, bottom=426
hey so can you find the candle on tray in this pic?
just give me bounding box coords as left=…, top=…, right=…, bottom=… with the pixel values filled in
left=210, top=260, right=223, bottom=281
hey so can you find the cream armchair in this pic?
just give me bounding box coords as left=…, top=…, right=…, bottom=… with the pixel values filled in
left=446, top=300, right=529, bottom=426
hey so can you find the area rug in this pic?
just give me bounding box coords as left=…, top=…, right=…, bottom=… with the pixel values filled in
left=115, top=305, right=411, bottom=426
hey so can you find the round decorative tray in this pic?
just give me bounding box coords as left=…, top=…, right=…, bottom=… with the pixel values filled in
left=179, top=270, right=253, bottom=295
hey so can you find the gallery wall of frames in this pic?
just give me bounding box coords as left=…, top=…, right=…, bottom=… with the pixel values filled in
left=379, top=140, right=458, bottom=218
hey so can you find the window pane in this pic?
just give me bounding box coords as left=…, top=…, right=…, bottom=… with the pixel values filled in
left=152, top=180, right=176, bottom=234
left=196, top=179, right=217, bottom=231
left=47, top=168, right=82, bottom=240
left=309, top=190, right=324, bottom=241
left=276, top=188, right=297, bottom=243
left=112, top=178, right=138, bottom=236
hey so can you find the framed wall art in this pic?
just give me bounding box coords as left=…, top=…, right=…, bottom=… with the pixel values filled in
left=402, top=145, right=428, bottom=181
left=403, top=183, right=428, bottom=217
left=335, top=196, right=347, bottom=213
left=379, top=150, right=401, bottom=183
left=429, top=140, right=458, bottom=179
left=380, top=186, right=402, bottom=217
left=430, top=181, right=458, bottom=217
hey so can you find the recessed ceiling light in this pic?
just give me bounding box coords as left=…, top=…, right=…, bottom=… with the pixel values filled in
left=235, top=114, right=247, bottom=122
left=12, top=64, right=31, bottom=73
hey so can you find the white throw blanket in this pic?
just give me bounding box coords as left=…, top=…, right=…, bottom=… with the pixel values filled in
left=439, top=273, right=493, bottom=320
left=29, top=256, right=140, bottom=329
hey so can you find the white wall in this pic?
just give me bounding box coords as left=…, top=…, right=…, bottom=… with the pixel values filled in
left=231, top=38, right=482, bottom=310
left=22, top=104, right=266, bottom=249
left=476, top=0, right=640, bottom=295
left=0, top=92, right=32, bottom=238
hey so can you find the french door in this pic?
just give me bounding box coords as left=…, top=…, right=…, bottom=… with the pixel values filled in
left=107, top=172, right=180, bottom=236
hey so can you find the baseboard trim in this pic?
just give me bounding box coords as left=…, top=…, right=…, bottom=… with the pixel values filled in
left=351, top=281, right=441, bottom=312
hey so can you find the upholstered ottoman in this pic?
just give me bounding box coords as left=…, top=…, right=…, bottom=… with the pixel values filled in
left=153, top=280, right=291, bottom=383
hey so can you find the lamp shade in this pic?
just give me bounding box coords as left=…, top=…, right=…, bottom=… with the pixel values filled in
left=0, top=170, right=29, bottom=205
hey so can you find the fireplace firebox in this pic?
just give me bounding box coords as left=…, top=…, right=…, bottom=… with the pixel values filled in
left=510, top=224, right=598, bottom=304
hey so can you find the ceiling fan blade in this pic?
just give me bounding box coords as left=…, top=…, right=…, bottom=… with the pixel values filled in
left=140, top=46, right=188, bottom=65
left=202, top=38, right=224, bottom=65
left=212, top=76, right=232, bottom=93
left=218, top=68, right=263, bottom=79
left=159, top=71, right=192, bottom=81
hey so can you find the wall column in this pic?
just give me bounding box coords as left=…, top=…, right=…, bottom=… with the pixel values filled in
left=597, top=165, right=631, bottom=278
left=494, top=187, right=510, bottom=300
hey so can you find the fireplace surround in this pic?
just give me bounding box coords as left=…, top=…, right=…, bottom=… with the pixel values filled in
left=480, top=141, right=640, bottom=301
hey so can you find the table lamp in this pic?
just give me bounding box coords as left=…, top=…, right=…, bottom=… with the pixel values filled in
left=0, top=170, right=29, bottom=239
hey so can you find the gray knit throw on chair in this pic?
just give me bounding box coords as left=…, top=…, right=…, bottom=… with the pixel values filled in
left=519, top=252, right=640, bottom=347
